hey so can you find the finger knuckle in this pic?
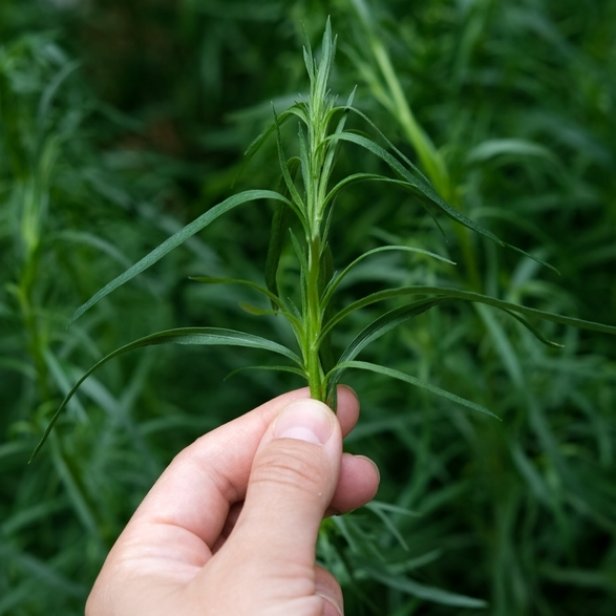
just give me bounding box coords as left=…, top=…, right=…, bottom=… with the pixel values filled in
left=252, top=442, right=327, bottom=497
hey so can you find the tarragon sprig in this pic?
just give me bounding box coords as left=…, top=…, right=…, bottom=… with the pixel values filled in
left=31, top=20, right=616, bottom=460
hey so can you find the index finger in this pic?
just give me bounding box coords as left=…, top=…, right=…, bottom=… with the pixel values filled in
left=113, top=386, right=359, bottom=561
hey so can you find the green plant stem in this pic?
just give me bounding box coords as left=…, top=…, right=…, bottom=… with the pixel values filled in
left=305, top=234, right=326, bottom=401
left=304, top=126, right=327, bottom=400
left=302, top=76, right=330, bottom=402
left=15, top=179, right=49, bottom=398
left=378, top=46, right=481, bottom=290
left=371, top=40, right=449, bottom=197
left=15, top=255, right=49, bottom=400
left=359, top=13, right=482, bottom=290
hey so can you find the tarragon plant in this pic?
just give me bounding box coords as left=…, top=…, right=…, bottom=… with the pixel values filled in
left=32, top=21, right=616, bottom=457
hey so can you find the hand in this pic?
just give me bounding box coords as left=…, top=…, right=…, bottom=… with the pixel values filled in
left=86, top=386, right=380, bottom=615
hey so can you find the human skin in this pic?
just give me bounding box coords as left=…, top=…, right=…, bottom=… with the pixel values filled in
left=85, top=386, right=380, bottom=616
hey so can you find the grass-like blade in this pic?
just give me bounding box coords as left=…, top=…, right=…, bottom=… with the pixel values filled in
left=331, top=360, right=499, bottom=419
left=314, top=18, right=336, bottom=108
left=53, top=230, right=132, bottom=269
left=242, top=104, right=305, bottom=161
left=467, top=138, right=557, bottom=165
left=224, top=364, right=306, bottom=382
left=334, top=131, right=507, bottom=244
left=362, top=566, right=487, bottom=608
left=30, top=327, right=302, bottom=461
left=323, top=171, right=395, bottom=207
left=336, top=300, right=444, bottom=365
left=323, top=285, right=616, bottom=339
left=323, top=245, right=456, bottom=307
left=327, top=301, right=563, bottom=398
left=189, top=275, right=299, bottom=329
left=71, top=189, right=290, bottom=322
left=335, top=106, right=559, bottom=274
left=500, top=308, right=564, bottom=348
left=347, top=0, right=444, bottom=170
left=363, top=501, right=411, bottom=551
left=274, top=109, right=306, bottom=215
left=319, top=88, right=357, bottom=199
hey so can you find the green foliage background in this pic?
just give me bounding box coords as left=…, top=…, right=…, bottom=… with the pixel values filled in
left=1, top=0, right=615, bottom=614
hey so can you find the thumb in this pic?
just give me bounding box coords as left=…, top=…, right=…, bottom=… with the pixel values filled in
left=227, top=398, right=342, bottom=568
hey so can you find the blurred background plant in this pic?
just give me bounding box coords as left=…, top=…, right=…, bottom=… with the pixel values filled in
left=1, top=0, right=614, bottom=614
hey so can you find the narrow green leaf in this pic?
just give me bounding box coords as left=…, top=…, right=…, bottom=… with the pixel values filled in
left=334, top=130, right=507, bottom=243
left=363, top=566, right=487, bottom=608
left=335, top=299, right=443, bottom=366
left=337, top=106, right=558, bottom=273
left=224, top=364, right=306, bottom=382
left=302, top=44, right=315, bottom=82
left=364, top=501, right=412, bottom=550
left=0, top=545, right=86, bottom=599
left=274, top=108, right=305, bottom=213
left=332, top=360, right=499, bottom=419
left=288, top=226, right=306, bottom=269
left=188, top=275, right=301, bottom=330
left=71, top=189, right=290, bottom=322
left=189, top=274, right=280, bottom=305
left=323, top=245, right=456, bottom=307
left=315, top=18, right=336, bottom=105
left=500, top=308, right=564, bottom=348
left=30, top=327, right=301, bottom=461
left=319, top=241, right=335, bottom=298
left=239, top=303, right=276, bottom=316
left=318, top=241, right=337, bottom=379
left=467, top=138, right=556, bottom=165
left=365, top=500, right=419, bottom=517
left=49, top=435, right=98, bottom=534
left=324, top=171, right=398, bottom=207
left=319, top=88, right=357, bottom=197
left=323, top=285, right=616, bottom=339
left=52, top=230, right=132, bottom=268
left=37, top=59, right=81, bottom=126
left=297, top=124, right=312, bottom=211
left=340, top=104, right=449, bottom=196
left=264, top=202, right=292, bottom=312
left=243, top=105, right=302, bottom=160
